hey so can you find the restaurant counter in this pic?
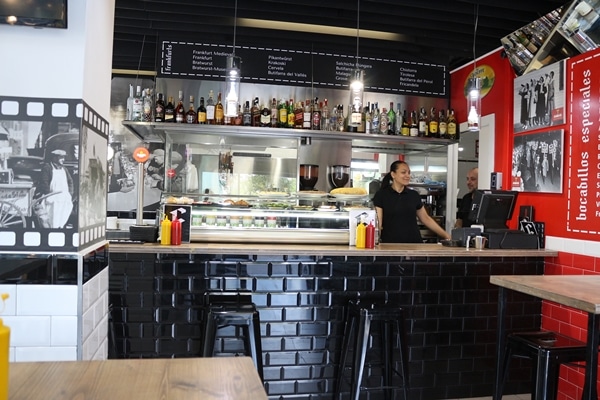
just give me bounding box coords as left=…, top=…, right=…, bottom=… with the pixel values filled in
left=108, top=242, right=557, bottom=400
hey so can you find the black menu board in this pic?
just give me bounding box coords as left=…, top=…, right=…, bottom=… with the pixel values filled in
left=159, top=39, right=447, bottom=96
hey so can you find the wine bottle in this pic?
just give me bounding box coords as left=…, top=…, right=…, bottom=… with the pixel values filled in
left=287, top=99, right=296, bottom=128
left=364, top=102, right=372, bottom=134
left=251, top=97, right=260, bottom=127
left=401, top=110, right=410, bottom=136
left=154, top=92, right=165, bottom=122
left=270, top=98, right=278, bottom=128
left=387, top=102, right=396, bottom=135
left=379, top=107, right=389, bottom=135
left=164, top=96, right=175, bottom=122
left=131, top=85, right=143, bottom=122
left=447, top=109, right=458, bottom=140
left=409, top=110, right=418, bottom=137
left=394, top=103, right=403, bottom=135
left=185, top=95, right=197, bottom=124
left=428, top=107, right=438, bottom=138
left=197, top=97, right=207, bottom=124
left=278, top=98, right=287, bottom=128
left=215, top=92, right=224, bottom=125
left=438, top=109, right=447, bottom=138
left=242, top=100, right=251, bottom=126
left=418, top=107, right=428, bottom=137
left=126, top=84, right=134, bottom=121
left=294, top=101, right=303, bottom=129
left=303, top=99, right=311, bottom=130
left=206, top=90, right=215, bottom=125
left=311, top=98, right=321, bottom=130
left=174, top=91, right=185, bottom=123
left=260, top=103, right=271, bottom=127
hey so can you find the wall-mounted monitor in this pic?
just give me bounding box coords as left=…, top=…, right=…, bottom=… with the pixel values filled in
left=468, top=190, right=519, bottom=231
left=0, top=0, right=67, bottom=29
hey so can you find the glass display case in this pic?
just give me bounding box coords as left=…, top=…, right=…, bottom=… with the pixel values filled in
left=163, top=193, right=370, bottom=244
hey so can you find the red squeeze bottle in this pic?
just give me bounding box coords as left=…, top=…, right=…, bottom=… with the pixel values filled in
left=365, top=221, right=375, bottom=249
left=170, top=211, right=182, bottom=246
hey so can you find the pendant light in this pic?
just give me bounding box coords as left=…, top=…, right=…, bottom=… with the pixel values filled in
left=225, top=0, right=241, bottom=118
left=347, top=0, right=364, bottom=132
left=467, top=3, right=481, bottom=132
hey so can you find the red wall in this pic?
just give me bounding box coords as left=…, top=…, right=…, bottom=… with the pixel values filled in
left=451, top=48, right=600, bottom=399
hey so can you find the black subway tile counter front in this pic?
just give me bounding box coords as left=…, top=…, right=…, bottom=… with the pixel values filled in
left=108, top=243, right=556, bottom=400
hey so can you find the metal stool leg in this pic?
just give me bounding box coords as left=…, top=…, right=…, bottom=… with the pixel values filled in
left=246, top=311, right=264, bottom=381
left=382, top=320, right=393, bottom=400
left=351, top=310, right=371, bottom=400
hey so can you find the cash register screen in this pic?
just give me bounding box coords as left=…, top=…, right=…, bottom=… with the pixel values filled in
left=468, top=190, right=518, bottom=231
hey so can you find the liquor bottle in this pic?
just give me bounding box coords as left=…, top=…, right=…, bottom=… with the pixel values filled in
left=287, top=99, right=295, bottom=128
left=294, top=101, right=303, bottom=129
left=428, top=107, right=438, bottom=138
left=401, top=110, right=410, bottom=136
left=131, top=85, right=143, bottom=122
left=174, top=91, right=185, bottom=123
left=260, top=102, right=271, bottom=127
left=154, top=92, right=165, bottom=122
left=185, top=95, right=197, bottom=124
left=142, top=88, right=153, bottom=122
left=387, top=102, right=396, bottom=135
left=164, top=96, right=175, bottom=122
left=336, top=105, right=345, bottom=132
left=379, top=107, right=389, bottom=135
left=447, top=109, right=458, bottom=140
left=417, top=107, right=428, bottom=137
left=206, top=90, right=216, bottom=124
left=311, top=99, right=321, bottom=130
left=270, top=98, right=278, bottom=128
left=303, top=99, right=311, bottom=130
left=364, top=102, right=373, bottom=134
left=251, top=97, right=260, bottom=127
left=242, top=100, right=251, bottom=126
left=196, top=97, right=207, bottom=124
left=126, top=84, right=134, bottom=120
left=234, top=104, right=243, bottom=126
left=409, top=110, right=418, bottom=137
left=278, top=98, right=288, bottom=128
left=395, top=103, right=403, bottom=135
left=321, top=98, right=330, bottom=131
left=438, top=109, right=447, bottom=138
left=215, top=92, right=224, bottom=125
left=371, top=103, right=380, bottom=133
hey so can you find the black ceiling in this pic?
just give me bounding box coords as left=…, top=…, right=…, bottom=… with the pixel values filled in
left=112, top=0, right=568, bottom=73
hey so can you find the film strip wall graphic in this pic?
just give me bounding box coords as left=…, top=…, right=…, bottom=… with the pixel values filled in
left=0, top=96, right=109, bottom=252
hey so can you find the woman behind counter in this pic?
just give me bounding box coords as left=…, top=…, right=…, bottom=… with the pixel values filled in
left=373, top=160, right=451, bottom=243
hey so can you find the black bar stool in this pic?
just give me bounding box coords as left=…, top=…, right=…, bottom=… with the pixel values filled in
left=335, top=300, right=410, bottom=400
left=201, top=294, right=263, bottom=381
left=499, top=330, right=586, bottom=400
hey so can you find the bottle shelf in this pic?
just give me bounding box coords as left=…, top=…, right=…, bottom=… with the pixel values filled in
left=121, top=121, right=456, bottom=155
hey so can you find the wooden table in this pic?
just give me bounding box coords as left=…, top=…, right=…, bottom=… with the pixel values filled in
left=9, top=357, right=267, bottom=400
left=490, top=275, right=600, bottom=400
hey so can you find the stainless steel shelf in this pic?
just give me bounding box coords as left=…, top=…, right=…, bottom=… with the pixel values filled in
left=122, top=121, right=456, bottom=154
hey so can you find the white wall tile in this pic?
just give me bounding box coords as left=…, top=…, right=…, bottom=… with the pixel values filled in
left=546, top=236, right=600, bottom=257
left=50, top=316, right=78, bottom=346
left=16, top=285, right=77, bottom=316
left=0, top=285, right=16, bottom=316
left=3, top=316, right=50, bottom=346
left=15, top=346, right=77, bottom=362
left=82, top=307, right=94, bottom=341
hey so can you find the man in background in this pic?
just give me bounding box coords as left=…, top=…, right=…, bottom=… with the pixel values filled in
left=455, top=167, right=478, bottom=228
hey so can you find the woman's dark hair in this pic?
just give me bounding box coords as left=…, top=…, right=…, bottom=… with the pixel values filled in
left=380, top=160, right=409, bottom=189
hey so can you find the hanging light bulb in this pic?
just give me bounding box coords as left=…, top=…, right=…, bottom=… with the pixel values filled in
left=347, top=0, right=364, bottom=132
left=225, top=55, right=241, bottom=117
left=467, top=77, right=480, bottom=131
left=225, top=0, right=241, bottom=118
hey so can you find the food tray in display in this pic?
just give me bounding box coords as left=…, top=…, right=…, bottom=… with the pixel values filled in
left=328, top=193, right=368, bottom=201
left=316, top=206, right=338, bottom=212
left=295, top=191, right=328, bottom=199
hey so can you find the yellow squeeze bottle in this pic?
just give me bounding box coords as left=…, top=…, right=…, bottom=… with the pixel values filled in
left=0, top=293, right=10, bottom=400
left=160, top=216, right=171, bottom=245
left=356, top=217, right=366, bottom=248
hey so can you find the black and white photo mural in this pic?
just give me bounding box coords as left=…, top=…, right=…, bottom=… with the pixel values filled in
left=0, top=96, right=108, bottom=252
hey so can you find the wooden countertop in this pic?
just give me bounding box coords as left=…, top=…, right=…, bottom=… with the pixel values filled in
left=9, top=357, right=267, bottom=400
left=109, top=242, right=557, bottom=257
left=490, top=275, right=600, bottom=314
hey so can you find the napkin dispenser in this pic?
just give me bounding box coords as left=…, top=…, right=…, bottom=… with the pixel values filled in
left=451, top=227, right=483, bottom=247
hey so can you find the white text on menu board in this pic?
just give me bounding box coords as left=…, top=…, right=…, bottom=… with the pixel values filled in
left=191, top=50, right=228, bottom=72
left=399, top=67, right=434, bottom=88
left=335, top=61, right=373, bottom=82
left=268, top=55, right=307, bottom=78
